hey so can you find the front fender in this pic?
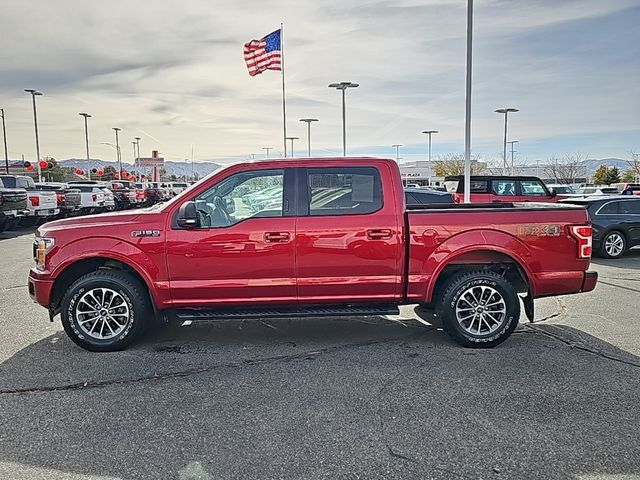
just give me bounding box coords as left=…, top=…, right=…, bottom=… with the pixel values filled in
left=48, top=236, right=169, bottom=307
left=422, top=229, right=535, bottom=303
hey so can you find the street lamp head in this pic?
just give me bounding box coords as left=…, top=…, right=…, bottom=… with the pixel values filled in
left=299, top=118, right=319, bottom=123
left=422, top=130, right=439, bottom=135
left=112, top=127, right=121, bottom=132
left=24, top=89, right=43, bottom=96
left=79, top=112, right=92, bottom=118
left=134, top=136, right=141, bottom=141
left=392, top=144, right=403, bottom=148
left=328, top=82, right=359, bottom=90
left=495, top=108, right=519, bottom=114
left=286, top=136, right=300, bottom=141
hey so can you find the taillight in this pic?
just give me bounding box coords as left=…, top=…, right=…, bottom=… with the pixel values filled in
left=92, top=194, right=97, bottom=202
left=56, top=193, right=65, bottom=204
left=29, top=196, right=40, bottom=207
left=569, top=225, right=592, bottom=258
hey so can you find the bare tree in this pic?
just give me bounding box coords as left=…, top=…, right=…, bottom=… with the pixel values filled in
left=544, top=152, right=588, bottom=184
left=433, top=153, right=486, bottom=176
left=626, top=150, right=640, bottom=182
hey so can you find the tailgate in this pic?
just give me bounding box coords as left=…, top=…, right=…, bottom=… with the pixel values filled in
left=38, top=191, right=58, bottom=209
left=64, top=190, right=82, bottom=207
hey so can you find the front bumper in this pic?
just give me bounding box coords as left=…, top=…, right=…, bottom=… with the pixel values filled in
left=581, top=270, right=598, bottom=293
left=28, top=269, right=54, bottom=307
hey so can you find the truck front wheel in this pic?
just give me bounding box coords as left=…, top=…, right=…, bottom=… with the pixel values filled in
left=438, top=270, right=520, bottom=348
left=60, top=269, right=152, bottom=351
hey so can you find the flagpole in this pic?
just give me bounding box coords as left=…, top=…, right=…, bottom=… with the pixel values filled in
left=280, top=22, right=287, bottom=158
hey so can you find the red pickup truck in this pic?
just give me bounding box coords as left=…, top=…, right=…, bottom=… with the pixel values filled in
left=29, top=158, right=597, bottom=351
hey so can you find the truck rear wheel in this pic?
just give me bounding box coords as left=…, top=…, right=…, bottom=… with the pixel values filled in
left=60, top=269, right=152, bottom=352
left=438, top=270, right=520, bottom=348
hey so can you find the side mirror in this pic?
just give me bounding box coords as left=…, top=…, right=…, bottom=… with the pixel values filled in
left=550, top=190, right=557, bottom=198
left=177, top=201, right=198, bottom=228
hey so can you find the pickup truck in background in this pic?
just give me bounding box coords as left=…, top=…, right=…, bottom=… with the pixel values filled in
left=0, top=178, right=29, bottom=233
left=445, top=175, right=561, bottom=204
left=0, top=175, right=59, bottom=227
left=29, top=157, right=597, bottom=352
left=66, top=183, right=106, bottom=214
left=35, top=183, right=82, bottom=218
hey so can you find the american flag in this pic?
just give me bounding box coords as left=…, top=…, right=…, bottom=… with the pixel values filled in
left=244, top=29, right=282, bottom=77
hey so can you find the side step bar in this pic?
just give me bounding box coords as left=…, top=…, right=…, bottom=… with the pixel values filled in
left=173, top=303, right=400, bottom=321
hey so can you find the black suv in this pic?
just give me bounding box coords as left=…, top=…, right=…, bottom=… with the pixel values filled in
left=561, top=196, right=640, bottom=258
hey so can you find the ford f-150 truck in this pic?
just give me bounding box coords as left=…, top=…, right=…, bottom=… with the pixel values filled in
left=28, top=158, right=597, bottom=351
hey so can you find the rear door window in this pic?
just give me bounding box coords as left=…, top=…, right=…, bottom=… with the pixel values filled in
left=306, top=167, right=382, bottom=216
left=596, top=202, right=619, bottom=215
left=619, top=201, right=640, bottom=215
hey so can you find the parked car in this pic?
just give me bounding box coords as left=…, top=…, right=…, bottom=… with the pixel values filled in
left=546, top=184, right=576, bottom=195
left=147, top=182, right=172, bottom=201
left=611, top=183, right=640, bottom=196
left=104, top=181, right=137, bottom=209
left=0, top=177, right=28, bottom=233
left=560, top=196, right=640, bottom=259
left=573, top=186, right=619, bottom=196
left=444, top=175, right=559, bottom=203
left=0, top=175, right=59, bottom=226
left=66, top=183, right=106, bottom=214
left=29, top=157, right=597, bottom=352
left=405, top=187, right=454, bottom=207
left=34, top=182, right=82, bottom=218
left=101, top=187, right=116, bottom=211
left=168, top=182, right=189, bottom=195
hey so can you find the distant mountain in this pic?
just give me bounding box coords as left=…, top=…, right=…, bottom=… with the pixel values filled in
left=579, top=158, right=631, bottom=173
left=58, top=159, right=222, bottom=178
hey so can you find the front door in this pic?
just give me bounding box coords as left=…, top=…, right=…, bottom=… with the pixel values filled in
left=166, top=168, right=297, bottom=308
left=295, top=166, right=403, bottom=303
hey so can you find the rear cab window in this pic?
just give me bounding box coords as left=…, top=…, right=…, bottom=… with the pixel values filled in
left=306, top=167, right=382, bottom=216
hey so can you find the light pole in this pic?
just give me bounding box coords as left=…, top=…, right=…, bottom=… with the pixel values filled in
left=112, top=128, right=122, bottom=176
left=299, top=119, right=318, bottom=157
left=507, top=140, right=518, bottom=175
left=1, top=108, right=8, bottom=174
left=286, top=136, right=299, bottom=157
left=463, top=0, right=473, bottom=203
left=422, top=130, right=438, bottom=185
left=24, top=89, right=44, bottom=182
left=328, top=82, right=359, bottom=156
left=78, top=113, right=91, bottom=161
left=262, top=147, right=273, bottom=159
left=392, top=144, right=402, bottom=163
left=495, top=108, right=519, bottom=173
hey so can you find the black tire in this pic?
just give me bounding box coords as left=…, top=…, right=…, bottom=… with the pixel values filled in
left=60, top=269, right=152, bottom=351
left=599, top=230, right=626, bottom=259
left=438, top=270, right=520, bottom=348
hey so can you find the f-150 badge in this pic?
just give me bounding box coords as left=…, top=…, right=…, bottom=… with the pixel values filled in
left=131, top=230, right=161, bottom=238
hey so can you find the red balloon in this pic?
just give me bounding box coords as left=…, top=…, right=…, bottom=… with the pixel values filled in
left=26, top=165, right=34, bottom=171
left=75, top=168, right=83, bottom=175
left=39, top=160, right=48, bottom=169
left=97, top=170, right=104, bottom=177
left=121, top=170, right=127, bottom=176
left=128, top=175, right=135, bottom=181
left=114, top=173, right=120, bottom=179
left=141, top=175, right=147, bottom=180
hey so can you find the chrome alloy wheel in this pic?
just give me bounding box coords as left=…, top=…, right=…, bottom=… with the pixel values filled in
left=455, top=285, right=507, bottom=336
left=75, top=288, right=131, bottom=340
left=604, top=232, right=625, bottom=257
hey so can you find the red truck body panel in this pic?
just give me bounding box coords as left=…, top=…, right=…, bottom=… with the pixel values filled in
left=29, top=157, right=596, bottom=314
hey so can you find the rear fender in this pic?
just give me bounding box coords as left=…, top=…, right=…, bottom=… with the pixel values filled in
left=423, top=229, right=535, bottom=303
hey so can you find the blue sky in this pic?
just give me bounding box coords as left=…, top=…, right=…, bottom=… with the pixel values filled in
left=0, top=0, right=638, bottom=166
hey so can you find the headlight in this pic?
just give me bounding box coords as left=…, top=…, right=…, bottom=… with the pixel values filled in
left=33, top=237, right=55, bottom=271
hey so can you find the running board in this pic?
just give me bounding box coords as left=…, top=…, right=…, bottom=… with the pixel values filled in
left=173, top=303, right=400, bottom=321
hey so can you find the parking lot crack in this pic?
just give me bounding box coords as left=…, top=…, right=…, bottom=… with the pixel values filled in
left=524, top=324, right=640, bottom=368
left=597, top=280, right=640, bottom=295
left=0, top=335, right=410, bottom=396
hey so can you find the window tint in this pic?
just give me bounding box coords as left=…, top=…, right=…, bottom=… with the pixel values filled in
left=597, top=202, right=619, bottom=215
left=405, top=192, right=420, bottom=205
left=194, top=169, right=284, bottom=228
left=492, top=180, right=516, bottom=196
left=520, top=180, right=547, bottom=196
left=307, top=167, right=382, bottom=216
left=619, top=200, right=640, bottom=215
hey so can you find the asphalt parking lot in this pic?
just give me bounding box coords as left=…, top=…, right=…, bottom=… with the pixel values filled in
left=1, top=228, right=639, bottom=480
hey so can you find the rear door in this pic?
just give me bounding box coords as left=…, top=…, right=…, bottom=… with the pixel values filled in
left=295, top=165, right=403, bottom=302
left=490, top=178, right=518, bottom=202
left=619, top=200, right=640, bottom=245
left=519, top=179, right=555, bottom=202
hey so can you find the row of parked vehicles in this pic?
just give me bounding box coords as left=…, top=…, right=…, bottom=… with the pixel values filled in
left=0, top=174, right=190, bottom=233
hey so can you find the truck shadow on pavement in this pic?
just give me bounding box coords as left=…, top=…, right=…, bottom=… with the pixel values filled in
left=0, top=319, right=639, bottom=479
left=591, top=248, right=640, bottom=269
